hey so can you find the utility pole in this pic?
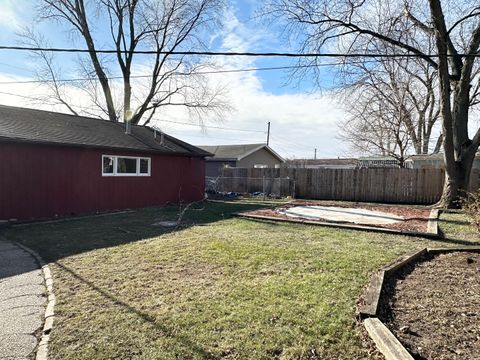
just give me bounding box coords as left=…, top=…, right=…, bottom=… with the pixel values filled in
left=314, top=148, right=317, bottom=160
left=266, top=122, right=270, bottom=146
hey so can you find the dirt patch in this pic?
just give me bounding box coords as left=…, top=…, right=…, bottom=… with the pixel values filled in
left=381, top=252, right=480, bottom=359
left=241, top=201, right=431, bottom=233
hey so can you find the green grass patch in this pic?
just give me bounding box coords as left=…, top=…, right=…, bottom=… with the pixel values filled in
left=3, top=201, right=478, bottom=359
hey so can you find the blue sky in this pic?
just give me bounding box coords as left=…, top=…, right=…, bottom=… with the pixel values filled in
left=0, top=0, right=348, bottom=159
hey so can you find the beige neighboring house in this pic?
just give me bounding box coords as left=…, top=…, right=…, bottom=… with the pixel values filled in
left=198, top=143, right=285, bottom=177
left=405, top=153, right=480, bottom=170
left=285, top=158, right=357, bottom=169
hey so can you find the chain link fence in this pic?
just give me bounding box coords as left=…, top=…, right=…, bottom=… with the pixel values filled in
left=206, top=176, right=295, bottom=198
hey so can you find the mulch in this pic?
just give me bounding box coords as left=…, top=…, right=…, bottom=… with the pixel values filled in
left=381, top=252, right=480, bottom=360
left=241, top=201, right=432, bottom=233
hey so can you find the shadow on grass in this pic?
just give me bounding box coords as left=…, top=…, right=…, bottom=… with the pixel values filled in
left=435, top=229, right=480, bottom=247
left=440, top=218, right=472, bottom=226
left=55, top=261, right=216, bottom=359
left=1, top=200, right=274, bottom=267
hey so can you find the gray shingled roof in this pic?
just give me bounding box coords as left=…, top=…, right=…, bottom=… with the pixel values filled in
left=198, top=144, right=266, bottom=160
left=0, top=105, right=210, bottom=157
left=197, top=143, right=285, bottom=163
left=286, top=158, right=357, bottom=166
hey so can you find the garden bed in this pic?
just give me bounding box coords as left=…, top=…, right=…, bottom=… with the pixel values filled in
left=381, top=251, right=480, bottom=359
left=238, top=201, right=433, bottom=234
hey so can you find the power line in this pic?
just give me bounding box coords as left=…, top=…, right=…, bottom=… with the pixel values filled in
left=0, top=61, right=372, bottom=85
left=165, top=132, right=264, bottom=143
left=153, top=118, right=266, bottom=133
left=0, top=45, right=478, bottom=58
left=0, top=91, right=312, bottom=157
left=0, top=90, right=40, bottom=100
left=0, top=90, right=266, bottom=133
left=270, top=134, right=315, bottom=152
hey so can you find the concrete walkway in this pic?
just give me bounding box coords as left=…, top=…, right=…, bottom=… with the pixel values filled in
left=0, top=241, right=46, bottom=359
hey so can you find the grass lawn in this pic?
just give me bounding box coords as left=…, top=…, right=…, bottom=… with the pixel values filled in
left=3, top=200, right=478, bottom=360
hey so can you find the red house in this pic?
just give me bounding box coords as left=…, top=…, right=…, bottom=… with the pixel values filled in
left=0, top=105, right=211, bottom=221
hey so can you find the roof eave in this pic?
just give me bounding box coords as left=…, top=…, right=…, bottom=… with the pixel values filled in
left=0, top=136, right=209, bottom=157
left=237, top=144, right=286, bottom=163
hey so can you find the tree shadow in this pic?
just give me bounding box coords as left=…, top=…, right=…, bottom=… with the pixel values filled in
left=434, top=227, right=480, bottom=247
left=55, top=261, right=216, bottom=359
left=0, top=200, right=273, bottom=275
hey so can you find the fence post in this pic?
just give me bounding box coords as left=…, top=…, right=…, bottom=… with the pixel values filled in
left=262, top=175, right=266, bottom=200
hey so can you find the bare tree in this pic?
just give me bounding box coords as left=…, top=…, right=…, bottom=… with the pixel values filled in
left=265, top=0, right=480, bottom=208
left=340, top=87, right=413, bottom=167
left=19, top=29, right=80, bottom=115
left=340, top=49, right=442, bottom=160
left=31, top=0, right=228, bottom=124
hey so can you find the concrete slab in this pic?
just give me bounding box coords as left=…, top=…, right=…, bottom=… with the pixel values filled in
left=280, top=206, right=404, bottom=225
left=0, top=306, right=45, bottom=334
left=0, top=333, right=37, bottom=359
left=2, top=284, right=45, bottom=300
left=0, top=240, right=46, bottom=359
left=0, top=270, right=44, bottom=290
left=0, top=294, right=46, bottom=312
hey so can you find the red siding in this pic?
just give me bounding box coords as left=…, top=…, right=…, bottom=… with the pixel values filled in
left=0, top=142, right=205, bottom=220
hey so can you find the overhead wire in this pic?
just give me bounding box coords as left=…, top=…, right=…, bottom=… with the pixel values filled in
left=0, top=45, right=478, bottom=58
left=270, top=134, right=316, bottom=152
left=152, top=118, right=266, bottom=133
left=1, top=45, right=421, bottom=157
left=162, top=132, right=265, bottom=143
left=0, top=90, right=267, bottom=134
left=0, top=90, right=42, bottom=101
left=0, top=60, right=380, bottom=85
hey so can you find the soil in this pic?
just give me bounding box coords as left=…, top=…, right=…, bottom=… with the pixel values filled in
left=381, top=252, right=480, bottom=360
left=241, top=201, right=432, bottom=233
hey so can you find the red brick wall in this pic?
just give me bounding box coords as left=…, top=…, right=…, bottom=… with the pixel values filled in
left=0, top=142, right=205, bottom=220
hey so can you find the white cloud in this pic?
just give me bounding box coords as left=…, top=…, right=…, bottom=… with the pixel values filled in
left=0, top=5, right=350, bottom=160
left=0, top=0, right=25, bottom=30
left=0, top=71, right=354, bottom=159
left=159, top=7, right=349, bottom=159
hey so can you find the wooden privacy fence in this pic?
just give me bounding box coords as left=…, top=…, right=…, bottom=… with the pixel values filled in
left=216, top=167, right=469, bottom=204
left=207, top=175, right=294, bottom=197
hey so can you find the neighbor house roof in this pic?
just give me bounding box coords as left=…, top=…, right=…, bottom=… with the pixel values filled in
left=358, top=156, right=399, bottom=161
left=286, top=158, right=357, bottom=166
left=405, top=153, right=480, bottom=162
left=197, top=143, right=285, bottom=162
left=0, top=105, right=210, bottom=157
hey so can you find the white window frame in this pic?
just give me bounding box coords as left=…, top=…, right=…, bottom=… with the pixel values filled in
left=102, top=155, right=151, bottom=177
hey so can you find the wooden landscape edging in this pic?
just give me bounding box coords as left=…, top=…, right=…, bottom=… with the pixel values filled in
left=359, top=246, right=480, bottom=360
left=357, top=271, right=385, bottom=318
left=426, top=246, right=480, bottom=254
left=364, top=318, right=414, bottom=360
left=381, top=248, right=428, bottom=276
left=235, top=211, right=441, bottom=239
left=427, top=209, right=440, bottom=236
left=358, top=248, right=427, bottom=318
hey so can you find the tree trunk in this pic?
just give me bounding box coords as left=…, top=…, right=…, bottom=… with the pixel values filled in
left=433, top=133, right=443, bottom=153
left=437, top=150, right=475, bottom=208
left=124, top=78, right=132, bottom=123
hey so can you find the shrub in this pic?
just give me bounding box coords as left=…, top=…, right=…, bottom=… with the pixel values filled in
left=461, top=190, right=480, bottom=233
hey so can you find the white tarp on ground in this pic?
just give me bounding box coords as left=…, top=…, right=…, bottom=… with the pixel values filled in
left=279, top=206, right=404, bottom=225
